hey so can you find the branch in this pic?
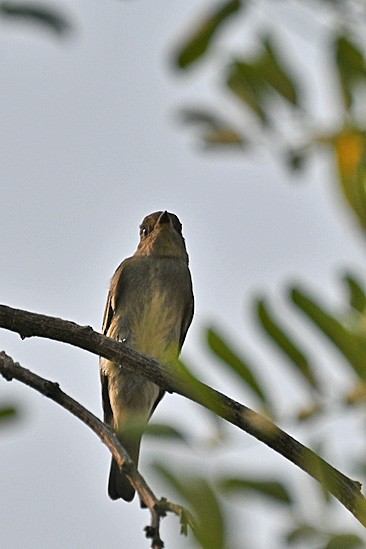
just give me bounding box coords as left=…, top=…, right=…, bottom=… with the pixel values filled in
left=0, top=304, right=366, bottom=527
left=0, top=351, right=196, bottom=549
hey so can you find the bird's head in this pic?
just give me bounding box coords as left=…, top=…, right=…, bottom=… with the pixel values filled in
left=136, top=211, right=188, bottom=260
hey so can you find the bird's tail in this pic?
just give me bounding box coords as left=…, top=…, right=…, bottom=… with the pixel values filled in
left=108, top=434, right=141, bottom=501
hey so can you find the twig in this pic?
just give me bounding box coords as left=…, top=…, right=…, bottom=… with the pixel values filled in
left=0, top=351, right=195, bottom=549
left=0, top=304, right=366, bottom=527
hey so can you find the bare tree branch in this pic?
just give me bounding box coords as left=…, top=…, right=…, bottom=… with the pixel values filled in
left=0, top=351, right=196, bottom=549
left=1, top=304, right=366, bottom=527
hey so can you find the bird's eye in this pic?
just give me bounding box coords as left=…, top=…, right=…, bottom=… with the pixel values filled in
left=140, top=226, right=148, bottom=237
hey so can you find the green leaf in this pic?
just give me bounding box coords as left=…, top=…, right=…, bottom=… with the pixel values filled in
left=154, top=463, right=226, bottom=549
left=218, top=477, right=292, bottom=503
left=291, top=286, right=366, bottom=380
left=335, top=35, right=366, bottom=108
left=207, top=326, right=268, bottom=404
left=179, top=108, right=245, bottom=147
left=343, top=273, right=366, bottom=313
left=259, top=36, right=299, bottom=105
left=0, top=2, right=71, bottom=35
left=0, top=406, right=17, bottom=422
left=324, top=533, right=364, bottom=549
left=144, top=422, right=188, bottom=443
left=311, top=440, right=332, bottom=503
left=227, top=36, right=299, bottom=123
left=173, top=358, right=217, bottom=409
left=175, top=0, right=242, bottom=69
left=255, top=297, right=318, bottom=390
left=227, top=60, right=268, bottom=123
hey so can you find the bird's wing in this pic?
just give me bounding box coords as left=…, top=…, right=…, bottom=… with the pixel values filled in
left=100, top=371, right=113, bottom=425
left=101, top=259, right=127, bottom=335
left=101, top=290, right=114, bottom=336
left=179, top=284, right=194, bottom=350
left=100, top=261, right=125, bottom=425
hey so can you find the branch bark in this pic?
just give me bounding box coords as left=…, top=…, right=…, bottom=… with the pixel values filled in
left=0, top=351, right=195, bottom=549
left=1, top=304, right=366, bottom=527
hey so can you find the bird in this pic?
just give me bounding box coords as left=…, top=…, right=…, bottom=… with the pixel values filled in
left=100, top=211, right=194, bottom=502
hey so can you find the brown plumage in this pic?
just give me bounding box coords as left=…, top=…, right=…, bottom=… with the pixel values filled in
left=100, top=211, right=194, bottom=501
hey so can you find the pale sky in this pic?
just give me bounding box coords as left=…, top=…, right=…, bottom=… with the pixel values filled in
left=1, top=1, right=366, bottom=548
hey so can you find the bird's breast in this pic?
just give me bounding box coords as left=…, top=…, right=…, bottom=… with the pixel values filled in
left=129, top=288, right=182, bottom=359
left=111, top=258, right=191, bottom=362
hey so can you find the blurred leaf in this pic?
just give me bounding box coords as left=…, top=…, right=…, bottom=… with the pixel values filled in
left=285, top=524, right=319, bottom=544
left=296, top=403, right=322, bottom=421
left=0, top=2, right=71, bottom=35
left=324, top=533, right=364, bottom=549
left=218, top=477, right=292, bottom=503
left=0, top=406, right=17, bottom=422
left=144, top=422, right=188, bottom=443
left=227, top=35, right=299, bottom=123
left=175, top=0, right=243, bottom=69
left=334, top=128, right=366, bottom=231
left=344, top=382, right=366, bottom=405
left=285, top=148, right=307, bottom=172
left=180, top=109, right=226, bottom=127
left=258, top=36, right=299, bottom=105
left=311, top=441, right=332, bottom=504
left=343, top=272, right=366, bottom=314
left=180, top=108, right=245, bottom=147
left=115, top=418, right=188, bottom=447
left=255, top=297, right=318, bottom=390
left=201, top=128, right=244, bottom=147
left=335, top=35, right=366, bottom=109
left=227, top=60, right=268, bottom=123
left=154, top=463, right=226, bottom=549
left=291, top=287, right=366, bottom=380
left=207, top=326, right=269, bottom=405
left=173, top=358, right=220, bottom=413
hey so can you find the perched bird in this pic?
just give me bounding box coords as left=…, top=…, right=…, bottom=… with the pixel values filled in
left=100, top=211, right=194, bottom=502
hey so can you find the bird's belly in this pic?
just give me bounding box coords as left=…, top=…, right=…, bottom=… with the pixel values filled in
left=129, top=289, right=182, bottom=361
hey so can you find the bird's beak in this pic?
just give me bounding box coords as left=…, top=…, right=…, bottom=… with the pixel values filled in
left=157, top=211, right=171, bottom=225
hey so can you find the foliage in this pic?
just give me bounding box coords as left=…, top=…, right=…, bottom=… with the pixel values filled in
left=0, top=2, right=71, bottom=36
left=151, top=1, right=366, bottom=547
left=0, top=405, right=17, bottom=423
left=149, top=272, right=366, bottom=548
left=175, top=0, right=366, bottom=232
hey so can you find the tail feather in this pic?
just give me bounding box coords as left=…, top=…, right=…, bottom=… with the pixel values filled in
left=108, top=458, right=135, bottom=501
left=108, top=437, right=141, bottom=501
